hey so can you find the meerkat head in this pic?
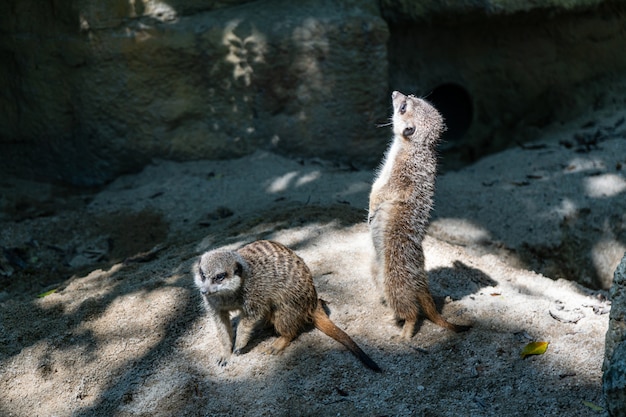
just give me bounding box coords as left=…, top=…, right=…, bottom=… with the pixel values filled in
left=194, top=250, right=248, bottom=296
left=391, top=91, right=446, bottom=145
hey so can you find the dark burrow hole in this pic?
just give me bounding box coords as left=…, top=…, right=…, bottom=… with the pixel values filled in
left=428, top=83, right=473, bottom=142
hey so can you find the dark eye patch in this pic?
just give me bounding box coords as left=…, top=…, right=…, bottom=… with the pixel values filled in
left=198, top=266, right=207, bottom=282
left=214, top=272, right=227, bottom=282
left=399, top=101, right=407, bottom=115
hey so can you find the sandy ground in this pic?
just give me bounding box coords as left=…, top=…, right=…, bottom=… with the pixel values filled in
left=1, top=108, right=624, bottom=416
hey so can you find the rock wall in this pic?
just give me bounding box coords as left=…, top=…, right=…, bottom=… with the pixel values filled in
left=383, top=0, right=626, bottom=168
left=0, top=0, right=388, bottom=185
left=604, top=254, right=626, bottom=416
left=1, top=0, right=626, bottom=184
left=380, top=0, right=611, bottom=18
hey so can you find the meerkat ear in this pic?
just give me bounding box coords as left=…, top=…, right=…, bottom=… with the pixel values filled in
left=234, top=262, right=243, bottom=277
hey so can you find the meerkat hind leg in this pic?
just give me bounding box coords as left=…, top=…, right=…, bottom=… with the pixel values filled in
left=263, top=310, right=299, bottom=355
left=416, top=292, right=470, bottom=333
left=264, top=323, right=297, bottom=355
left=400, top=319, right=416, bottom=339
left=264, top=335, right=294, bottom=355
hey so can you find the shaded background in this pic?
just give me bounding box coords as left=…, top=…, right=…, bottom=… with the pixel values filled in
left=1, top=0, right=625, bottom=184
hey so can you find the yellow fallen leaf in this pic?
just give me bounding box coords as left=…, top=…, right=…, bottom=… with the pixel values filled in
left=582, top=401, right=603, bottom=412
left=520, top=341, right=549, bottom=359
left=36, top=288, right=58, bottom=298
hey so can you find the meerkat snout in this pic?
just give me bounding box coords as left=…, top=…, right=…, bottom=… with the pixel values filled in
left=194, top=252, right=244, bottom=297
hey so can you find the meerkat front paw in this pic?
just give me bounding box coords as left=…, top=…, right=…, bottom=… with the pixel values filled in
left=216, top=354, right=230, bottom=367
left=400, top=320, right=416, bottom=340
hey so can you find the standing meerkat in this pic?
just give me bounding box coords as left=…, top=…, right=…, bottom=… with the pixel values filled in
left=194, top=239, right=381, bottom=372
left=369, top=91, right=470, bottom=339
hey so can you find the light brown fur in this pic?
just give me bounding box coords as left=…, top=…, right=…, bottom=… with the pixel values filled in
left=194, top=240, right=381, bottom=372
left=369, top=91, right=470, bottom=339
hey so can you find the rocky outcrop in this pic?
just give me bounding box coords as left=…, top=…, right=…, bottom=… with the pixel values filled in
left=604, top=254, right=626, bottom=416
left=2, top=0, right=626, bottom=184
left=380, top=0, right=610, bottom=19
left=0, top=0, right=388, bottom=185
left=382, top=0, right=626, bottom=169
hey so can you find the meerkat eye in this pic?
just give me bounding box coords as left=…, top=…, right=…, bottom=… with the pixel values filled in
left=214, top=272, right=227, bottom=282
left=399, top=101, right=407, bottom=115
left=198, top=267, right=207, bottom=282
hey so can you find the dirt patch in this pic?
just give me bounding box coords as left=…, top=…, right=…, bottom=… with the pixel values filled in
left=0, top=189, right=168, bottom=297
left=0, top=148, right=613, bottom=416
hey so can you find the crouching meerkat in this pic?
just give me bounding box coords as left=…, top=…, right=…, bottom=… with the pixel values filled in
left=194, top=239, right=382, bottom=372
left=368, top=91, right=470, bottom=339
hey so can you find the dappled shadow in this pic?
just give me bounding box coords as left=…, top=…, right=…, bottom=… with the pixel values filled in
left=0, top=162, right=609, bottom=416
left=433, top=135, right=626, bottom=290
left=70, top=283, right=199, bottom=416
left=0, top=239, right=204, bottom=412
left=1, top=109, right=616, bottom=414
left=0, top=150, right=376, bottom=416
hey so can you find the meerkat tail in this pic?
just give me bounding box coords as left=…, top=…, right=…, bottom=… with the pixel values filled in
left=312, top=300, right=382, bottom=372
left=416, top=292, right=471, bottom=333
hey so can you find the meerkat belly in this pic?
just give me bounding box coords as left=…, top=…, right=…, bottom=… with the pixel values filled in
left=371, top=139, right=402, bottom=197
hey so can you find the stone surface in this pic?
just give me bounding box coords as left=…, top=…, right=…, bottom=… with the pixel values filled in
left=604, top=254, right=626, bottom=363
left=384, top=1, right=626, bottom=169
left=2, top=0, right=626, bottom=185
left=0, top=0, right=388, bottom=185
left=380, top=0, right=615, bottom=19
left=604, top=254, right=626, bottom=416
